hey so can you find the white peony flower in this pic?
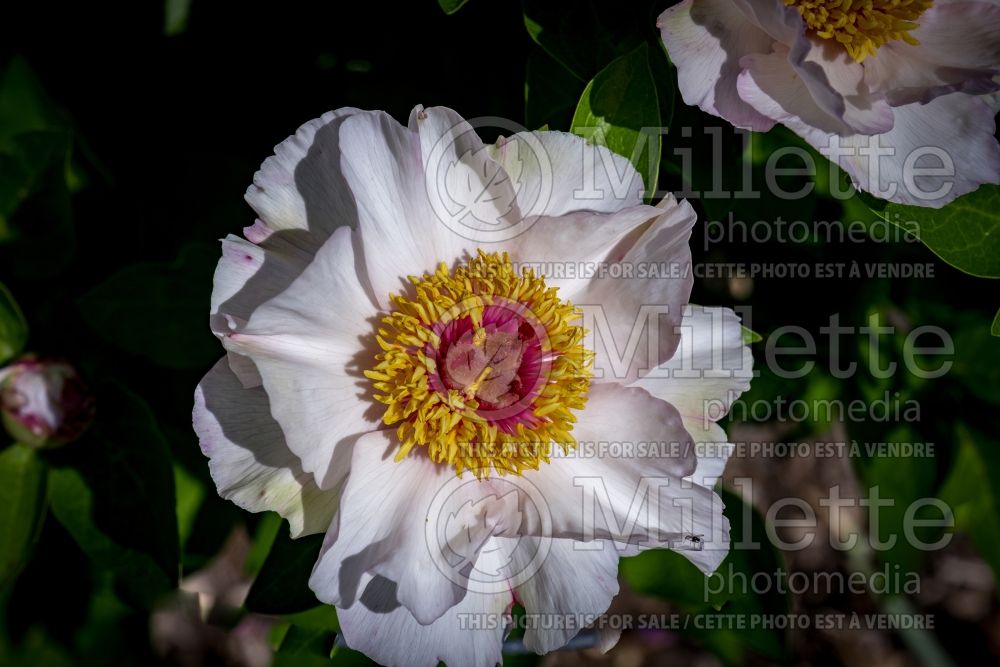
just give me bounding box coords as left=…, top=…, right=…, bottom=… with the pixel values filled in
left=658, top=0, right=1000, bottom=207
left=193, top=105, right=752, bottom=666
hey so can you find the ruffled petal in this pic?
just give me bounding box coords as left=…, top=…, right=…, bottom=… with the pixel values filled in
left=631, top=306, right=752, bottom=425
left=796, top=40, right=894, bottom=135
left=517, top=383, right=710, bottom=538
left=728, top=0, right=803, bottom=45
left=341, top=110, right=474, bottom=307
left=223, top=226, right=378, bottom=489
left=193, top=358, right=337, bottom=537
left=337, top=564, right=512, bottom=667
left=571, top=195, right=696, bottom=384
left=215, top=108, right=382, bottom=390
left=339, top=112, right=440, bottom=303
left=864, top=2, right=1000, bottom=105
left=506, top=203, right=662, bottom=295
left=210, top=233, right=313, bottom=339
left=498, top=536, right=621, bottom=654
left=657, top=0, right=777, bottom=131
left=245, top=108, right=361, bottom=237
left=808, top=94, right=1000, bottom=207
left=738, top=43, right=893, bottom=137
left=409, top=105, right=526, bottom=247
left=513, top=383, right=730, bottom=572
left=631, top=306, right=752, bottom=487
left=486, top=131, right=645, bottom=217
left=309, top=430, right=523, bottom=625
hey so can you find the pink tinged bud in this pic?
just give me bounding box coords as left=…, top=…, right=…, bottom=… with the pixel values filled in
left=0, top=356, right=95, bottom=449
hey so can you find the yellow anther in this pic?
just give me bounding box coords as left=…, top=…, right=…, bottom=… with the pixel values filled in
left=786, top=0, right=933, bottom=62
left=365, top=251, right=592, bottom=478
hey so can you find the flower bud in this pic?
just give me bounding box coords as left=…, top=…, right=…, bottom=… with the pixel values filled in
left=0, top=356, right=95, bottom=448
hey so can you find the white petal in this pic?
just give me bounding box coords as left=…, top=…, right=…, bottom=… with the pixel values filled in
left=507, top=203, right=663, bottom=295
left=193, top=358, right=337, bottom=537
left=817, top=94, right=1000, bottom=207
left=337, top=553, right=512, bottom=667
left=573, top=195, right=696, bottom=384
left=515, top=383, right=730, bottom=572
left=245, top=108, right=361, bottom=237
left=864, top=2, right=1000, bottom=106
left=216, top=110, right=373, bottom=386
left=685, top=420, right=732, bottom=487
left=340, top=111, right=468, bottom=308
left=797, top=40, right=894, bottom=135
left=864, top=2, right=1000, bottom=105
left=910, top=1, right=1000, bottom=70
left=650, top=490, right=731, bottom=574
left=519, top=384, right=693, bottom=533
left=409, top=105, right=527, bottom=247
left=631, top=306, right=751, bottom=488
left=499, top=536, right=620, bottom=654
left=486, top=131, right=645, bottom=218
left=225, top=350, right=261, bottom=389
left=209, top=233, right=312, bottom=338
left=657, top=0, right=777, bottom=131
left=309, top=430, right=523, bottom=625
left=728, top=0, right=802, bottom=44
left=737, top=43, right=892, bottom=137
left=632, top=306, right=752, bottom=426
left=215, top=110, right=377, bottom=385
left=224, top=226, right=378, bottom=489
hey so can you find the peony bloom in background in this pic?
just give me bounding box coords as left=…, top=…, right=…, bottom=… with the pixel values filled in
left=659, top=0, right=1000, bottom=207
left=194, top=105, right=752, bottom=666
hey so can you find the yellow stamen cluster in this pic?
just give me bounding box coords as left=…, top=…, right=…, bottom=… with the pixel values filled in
left=786, top=0, right=933, bottom=61
left=365, top=251, right=593, bottom=477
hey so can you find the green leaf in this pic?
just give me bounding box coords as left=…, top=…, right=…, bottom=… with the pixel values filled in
left=0, top=58, right=78, bottom=276
left=855, top=422, right=942, bottom=574
left=273, top=623, right=372, bottom=667
left=437, top=0, right=469, bottom=14
left=285, top=604, right=341, bottom=632
left=619, top=546, right=710, bottom=612
left=0, top=56, right=72, bottom=149
left=701, top=489, right=789, bottom=662
left=48, top=384, right=178, bottom=608
left=525, top=47, right=583, bottom=132
left=0, top=628, right=75, bottom=667
left=328, top=644, right=375, bottom=665
left=173, top=464, right=205, bottom=551
left=621, top=489, right=788, bottom=664
left=650, top=37, right=676, bottom=133
left=523, top=0, right=642, bottom=82
left=939, top=424, right=1000, bottom=580
left=164, top=0, right=192, bottom=35
left=77, top=243, right=220, bottom=370
left=741, top=325, right=762, bottom=345
left=0, top=443, right=48, bottom=592
left=992, top=309, right=1000, bottom=337
left=952, top=320, right=1000, bottom=405
left=0, top=281, right=28, bottom=363
left=279, top=624, right=334, bottom=656
left=244, top=511, right=282, bottom=577
left=49, top=468, right=173, bottom=609
left=0, top=129, right=76, bottom=278
left=864, top=185, right=1000, bottom=278
left=245, top=524, right=323, bottom=614
left=570, top=42, right=661, bottom=200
